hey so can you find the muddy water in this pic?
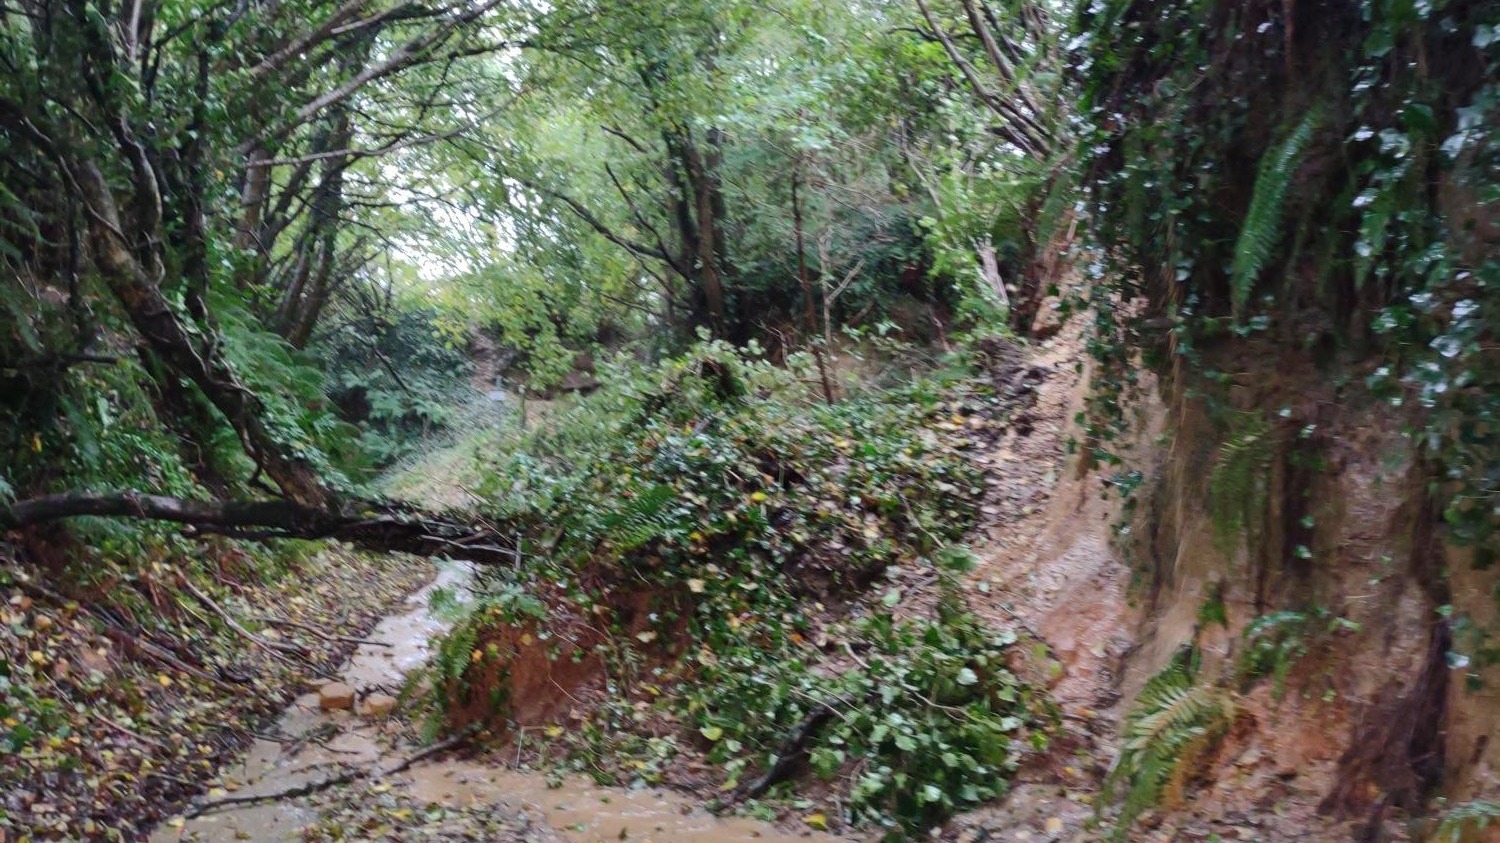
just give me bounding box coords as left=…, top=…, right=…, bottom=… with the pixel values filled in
left=152, top=562, right=817, bottom=843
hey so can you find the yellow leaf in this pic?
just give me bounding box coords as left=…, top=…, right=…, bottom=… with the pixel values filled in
left=1045, top=817, right=1063, bottom=834
left=636, top=631, right=658, bottom=643
left=545, top=725, right=565, bottom=738
left=803, top=813, right=828, bottom=831
left=166, top=817, right=185, bottom=828
left=157, top=673, right=173, bottom=687
left=32, top=433, right=42, bottom=452
left=687, top=578, right=706, bottom=594
left=750, top=492, right=767, bottom=503
left=471, top=649, right=483, bottom=662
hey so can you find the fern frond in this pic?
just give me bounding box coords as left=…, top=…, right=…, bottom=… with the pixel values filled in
left=601, top=483, right=677, bottom=552
left=1106, top=651, right=1234, bottom=841
left=1437, top=800, right=1500, bottom=843
left=1208, top=411, right=1274, bottom=551
left=1230, top=109, right=1320, bottom=318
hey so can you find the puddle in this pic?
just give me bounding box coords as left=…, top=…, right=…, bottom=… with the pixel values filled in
left=151, top=562, right=819, bottom=843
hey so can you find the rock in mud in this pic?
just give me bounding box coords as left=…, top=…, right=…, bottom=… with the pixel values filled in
left=360, top=692, right=397, bottom=719
left=319, top=681, right=356, bottom=711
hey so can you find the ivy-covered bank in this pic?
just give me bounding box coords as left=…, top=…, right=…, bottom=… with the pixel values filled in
left=1077, top=0, right=1498, bottom=837
left=416, top=341, right=1056, bottom=839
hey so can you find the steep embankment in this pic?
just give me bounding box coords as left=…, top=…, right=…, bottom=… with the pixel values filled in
left=945, top=303, right=1483, bottom=842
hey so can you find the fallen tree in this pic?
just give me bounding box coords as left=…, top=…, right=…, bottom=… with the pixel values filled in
left=1, top=492, right=520, bottom=567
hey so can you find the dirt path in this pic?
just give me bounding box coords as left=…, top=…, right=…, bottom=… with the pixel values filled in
left=941, top=322, right=1136, bottom=843
left=152, top=561, right=820, bottom=843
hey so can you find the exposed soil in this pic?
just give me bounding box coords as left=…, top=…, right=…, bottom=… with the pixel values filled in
left=933, top=319, right=1138, bottom=843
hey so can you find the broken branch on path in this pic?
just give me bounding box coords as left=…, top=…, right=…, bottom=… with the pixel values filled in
left=6, top=572, right=240, bottom=691
left=187, top=730, right=474, bottom=817
left=721, top=708, right=835, bottom=806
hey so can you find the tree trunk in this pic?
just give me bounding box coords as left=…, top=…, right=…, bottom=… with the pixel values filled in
left=792, top=163, right=835, bottom=404
left=1, top=491, right=521, bottom=567
left=73, top=160, right=336, bottom=510
left=684, top=131, right=728, bottom=335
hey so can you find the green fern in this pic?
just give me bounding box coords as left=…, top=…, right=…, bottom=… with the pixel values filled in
left=600, top=483, right=678, bottom=552
left=436, top=619, right=480, bottom=682
left=1437, top=801, right=1500, bottom=842
left=1208, top=411, right=1274, bottom=551
left=1106, top=650, right=1234, bottom=840
left=1238, top=610, right=1311, bottom=697
left=1230, top=109, right=1320, bottom=318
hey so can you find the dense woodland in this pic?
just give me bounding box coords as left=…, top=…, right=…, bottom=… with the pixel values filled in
left=0, top=0, right=1496, bottom=840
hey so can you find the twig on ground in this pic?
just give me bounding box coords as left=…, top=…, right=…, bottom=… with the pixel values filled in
left=178, top=576, right=312, bottom=659
left=252, top=615, right=392, bottom=647
left=187, top=729, right=474, bottom=817
left=95, top=711, right=170, bottom=749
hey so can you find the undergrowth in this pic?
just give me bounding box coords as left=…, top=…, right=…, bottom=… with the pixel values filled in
left=420, top=339, right=1050, bottom=838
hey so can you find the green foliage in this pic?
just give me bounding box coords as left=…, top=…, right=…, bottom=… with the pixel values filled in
left=1196, top=582, right=1228, bottom=629
left=426, top=340, right=1042, bottom=838
left=1436, top=801, right=1500, bottom=842
left=598, top=483, right=678, bottom=553
left=311, top=307, right=476, bottom=470
left=1229, top=110, right=1320, bottom=318
left=1105, top=650, right=1234, bottom=840
left=474, top=340, right=987, bottom=577
left=695, top=608, right=1045, bottom=838
left=1080, top=0, right=1499, bottom=550
left=1237, top=611, right=1312, bottom=698
left=1237, top=608, right=1359, bottom=698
